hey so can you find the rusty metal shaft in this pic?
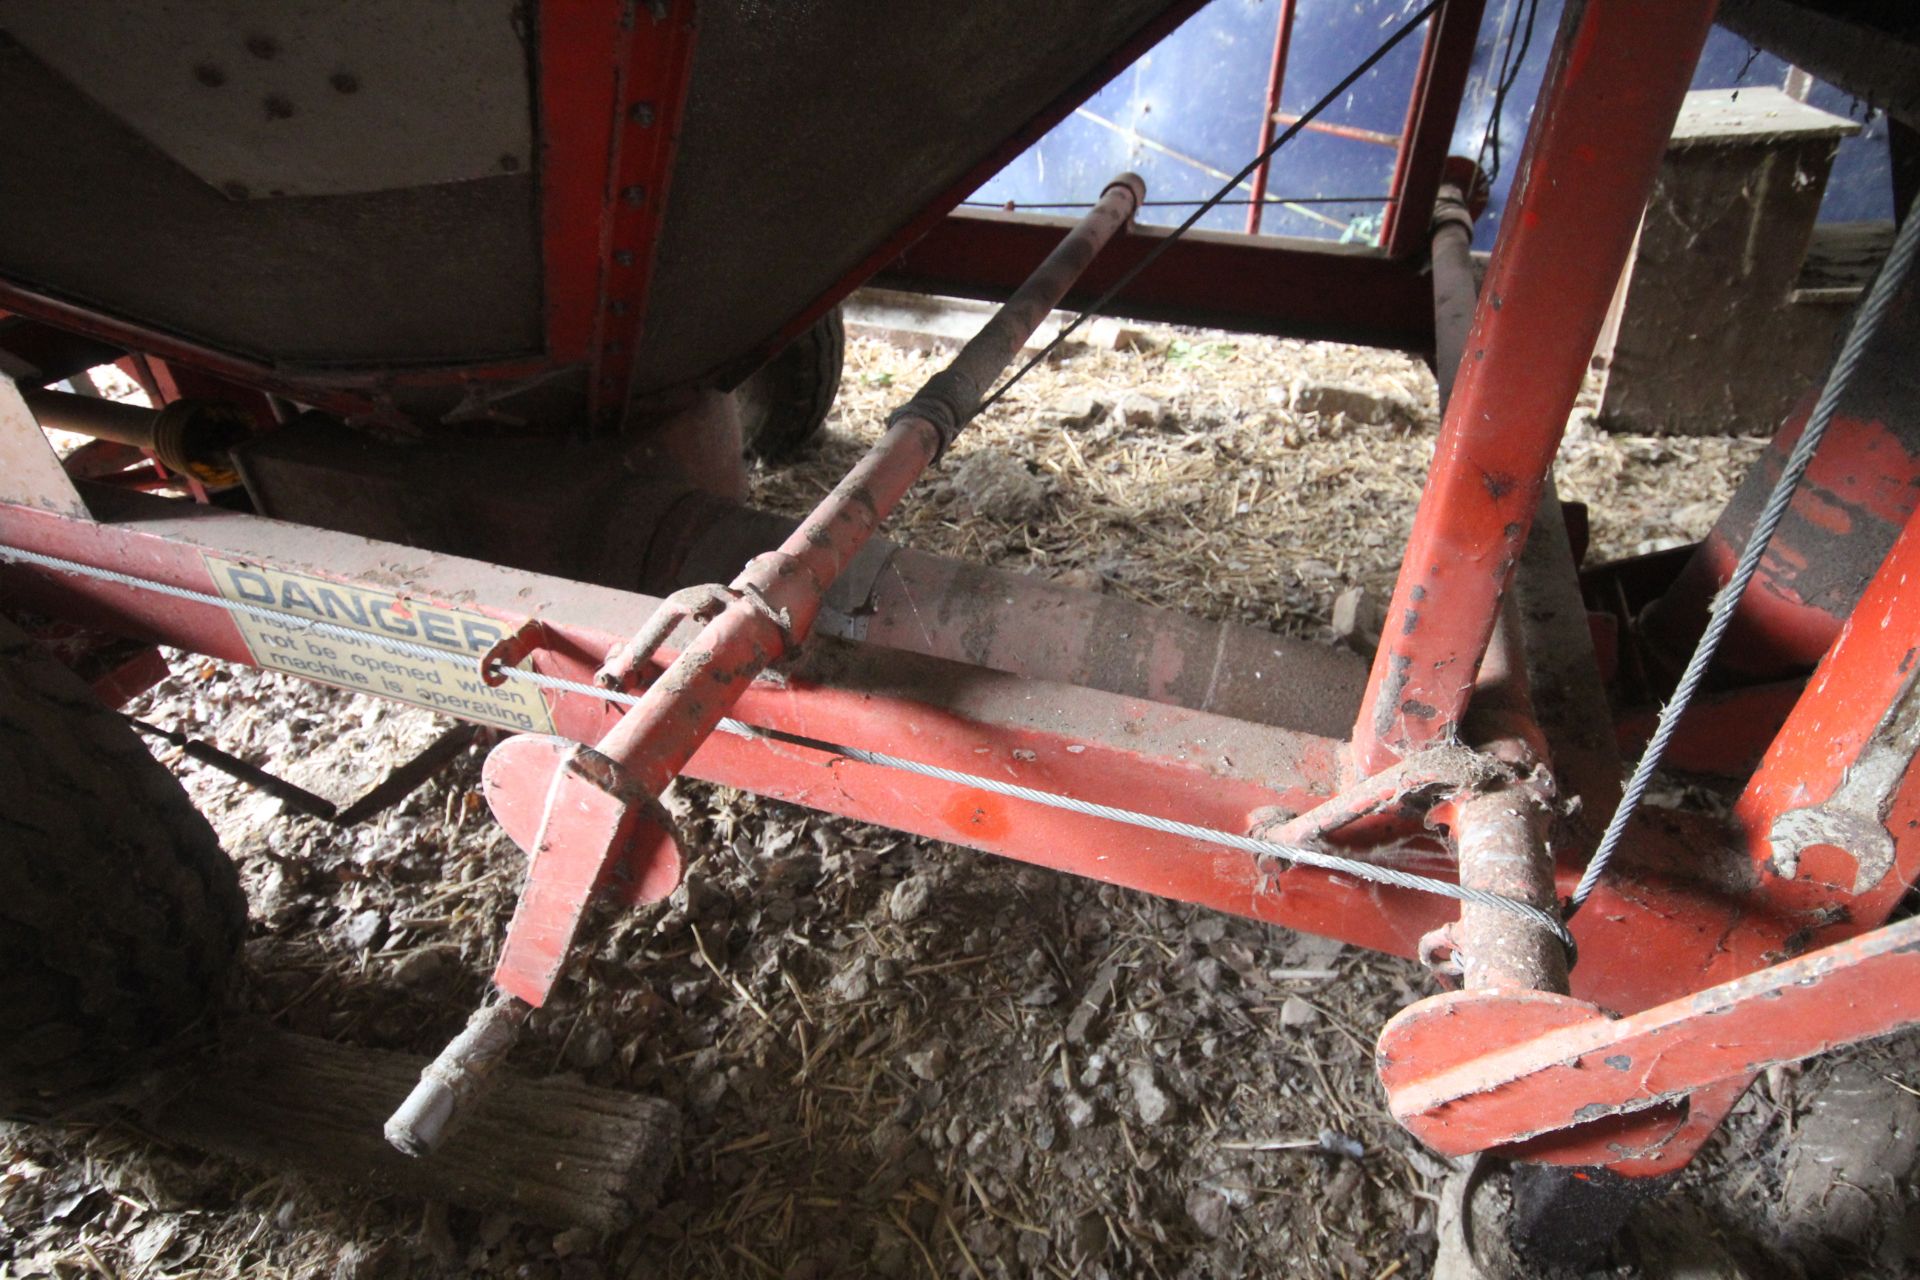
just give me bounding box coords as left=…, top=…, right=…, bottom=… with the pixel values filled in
left=22, top=386, right=244, bottom=485
left=480, top=174, right=1145, bottom=1011
left=22, top=386, right=156, bottom=449
left=596, top=173, right=1145, bottom=794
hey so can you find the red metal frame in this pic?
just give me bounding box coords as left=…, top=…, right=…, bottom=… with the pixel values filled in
left=9, top=0, right=1920, bottom=1193
left=1377, top=0, right=1490, bottom=258
left=1352, top=0, right=1721, bottom=774
left=538, top=0, right=699, bottom=429
left=3, top=470, right=1916, bottom=1175
left=875, top=213, right=1438, bottom=351
left=1382, top=912, right=1920, bottom=1159
left=0, top=490, right=1833, bottom=987
left=1245, top=0, right=1299, bottom=236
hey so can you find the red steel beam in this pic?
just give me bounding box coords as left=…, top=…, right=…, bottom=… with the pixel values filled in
left=1352, top=0, right=1720, bottom=775
left=1378, top=0, right=1489, bottom=259
left=874, top=212, right=1436, bottom=351
left=1735, top=502, right=1920, bottom=934
left=0, top=491, right=1821, bottom=1006
left=0, top=492, right=1464, bottom=955
left=537, top=0, right=698, bottom=429
left=1383, top=912, right=1920, bottom=1155
left=1246, top=0, right=1299, bottom=236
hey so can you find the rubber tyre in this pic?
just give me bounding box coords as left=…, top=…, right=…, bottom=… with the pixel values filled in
left=740, top=305, right=846, bottom=462
left=0, top=618, right=245, bottom=1117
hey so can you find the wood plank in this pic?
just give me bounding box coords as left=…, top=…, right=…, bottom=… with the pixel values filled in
left=137, top=1021, right=678, bottom=1230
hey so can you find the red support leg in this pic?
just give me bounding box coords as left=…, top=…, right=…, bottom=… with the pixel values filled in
left=1736, top=502, right=1920, bottom=934
left=1352, top=0, right=1721, bottom=776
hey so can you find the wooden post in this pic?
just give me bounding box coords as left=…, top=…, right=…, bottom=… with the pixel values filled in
left=134, top=1021, right=679, bottom=1230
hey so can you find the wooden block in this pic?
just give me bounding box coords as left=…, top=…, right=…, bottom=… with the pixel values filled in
left=138, top=1021, right=678, bottom=1230
left=1595, top=88, right=1871, bottom=436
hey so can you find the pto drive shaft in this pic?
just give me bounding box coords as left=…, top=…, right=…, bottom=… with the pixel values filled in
left=387, top=174, right=1147, bottom=1155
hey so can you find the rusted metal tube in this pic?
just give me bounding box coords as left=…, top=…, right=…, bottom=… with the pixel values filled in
left=22, top=386, right=156, bottom=449
left=1428, top=180, right=1477, bottom=410
left=591, top=175, right=1144, bottom=791
left=1445, top=606, right=1567, bottom=993
left=894, top=174, right=1146, bottom=455
left=478, top=175, right=1146, bottom=1016
left=1439, top=784, right=1565, bottom=993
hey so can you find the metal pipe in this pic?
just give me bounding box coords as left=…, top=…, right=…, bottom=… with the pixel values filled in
left=1351, top=0, right=1721, bottom=776
left=479, top=175, right=1147, bottom=1011
left=1442, top=606, right=1567, bottom=994
left=1437, top=784, right=1564, bottom=992
left=1269, top=112, right=1397, bottom=150
left=22, top=385, right=245, bottom=487
left=1246, top=0, right=1299, bottom=235
left=22, top=386, right=157, bottom=449
left=591, top=173, right=1147, bottom=787
left=1428, top=180, right=1478, bottom=410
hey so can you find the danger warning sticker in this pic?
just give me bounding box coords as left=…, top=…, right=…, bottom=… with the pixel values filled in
left=204, top=556, right=555, bottom=734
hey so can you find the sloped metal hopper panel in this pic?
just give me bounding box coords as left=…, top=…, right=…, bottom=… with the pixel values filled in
left=0, top=0, right=1184, bottom=405
left=629, top=0, right=1185, bottom=394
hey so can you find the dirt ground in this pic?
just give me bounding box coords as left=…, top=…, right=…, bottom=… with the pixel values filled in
left=5, top=326, right=1917, bottom=1279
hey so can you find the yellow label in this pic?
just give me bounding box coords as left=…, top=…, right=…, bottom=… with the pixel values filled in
left=204, top=556, right=555, bottom=733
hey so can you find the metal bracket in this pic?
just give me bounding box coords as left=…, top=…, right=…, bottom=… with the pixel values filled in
left=593, top=582, right=733, bottom=690
left=1769, top=667, right=1920, bottom=894
left=479, top=618, right=553, bottom=688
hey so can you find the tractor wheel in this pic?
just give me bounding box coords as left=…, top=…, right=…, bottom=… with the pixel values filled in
left=0, top=618, right=246, bottom=1118
left=740, top=305, right=845, bottom=461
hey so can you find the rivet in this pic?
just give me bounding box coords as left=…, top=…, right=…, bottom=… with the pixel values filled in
left=613, top=250, right=635, bottom=267
left=629, top=101, right=656, bottom=126
left=194, top=63, right=226, bottom=88
left=621, top=185, right=647, bottom=206
left=246, top=34, right=278, bottom=60
left=330, top=71, right=359, bottom=94
left=264, top=94, right=295, bottom=120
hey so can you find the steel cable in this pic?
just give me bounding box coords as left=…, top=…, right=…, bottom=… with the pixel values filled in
left=1569, top=191, right=1920, bottom=913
